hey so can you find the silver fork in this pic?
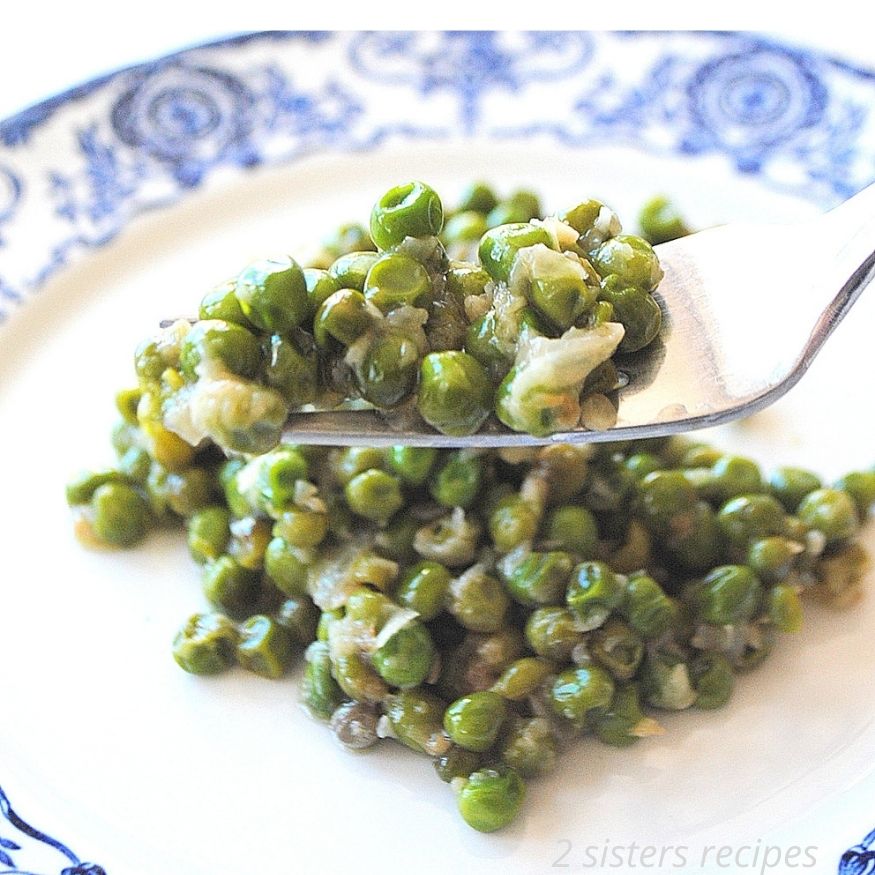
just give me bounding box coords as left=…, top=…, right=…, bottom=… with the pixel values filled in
left=282, top=183, right=875, bottom=447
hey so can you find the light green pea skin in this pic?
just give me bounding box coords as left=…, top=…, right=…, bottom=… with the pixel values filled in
left=272, top=509, right=328, bottom=549
left=332, top=652, right=389, bottom=704
left=434, top=746, right=484, bottom=783
left=591, top=683, right=653, bottom=747
left=590, top=234, right=663, bottom=292
left=501, top=551, right=574, bottom=607
left=701, top=455, right=763, bottom=505
left=303, top=268, right=341, bottom=317
left=747, top=536, right=802, bottom=583
left=768, top=466, right=822, bottom=512
left=394, top=560, right=452, bottom=621
left=331, top=446, right=386, bottom=486
left=640, top=651, right=698, bottom=710
left=689, top=653, right=734, bottom=710
left=716, top=494, right=787, bottom=549
left=418, top=351, right=494, bottom=437
left=172, top=612, right=238, bottom=675
left=620, top=572, right=674, bottom=639
left=385, top=690, right=450, bottom=756
left=369, top=181, right=444, bottom=251
left=666, top=501, right=723, bottom=573
left=91, top=482, right=151, bottom=547
left=767, top=583, right=804, bottom=632
left=443, top=210, right=489, bottom=246
left=687, top=565, right=763, bottom=626
left=798, top=488, right=860, bottom=544
left=354, top=331, right=420, bottom=408
left=588, top=617, right=644, bottom=681
left=457, top=766, right=525, bottom=833
left=429, top=451, right=483, bottom=509
left=478, top=223, right=555, bottom=283
left=252, top=447, right=309, bottom=516
left=202, top=556, right=261, bottom=619
left=363, top=252, right=433, bottom=312
left=522, top=245, right=598, bottom=331
left=386, top=446, right=438, bottom=486
left=488, top=494, right=539, bottom=553
left=344, top=469, right=404, bottom=524
left=66, top=469, right=137, bottom=506
left=263, top=537, right=308, bottom=597
left=566, top=561, right=624, bottom=631
left=235, top=257, right=308, bottom=333
left=457, top=182, right=499, bottom=215
left=313, top=289, right=373, bottom=348
left=187, top=506, right=232, bottom=564
left=623, top=452, right=664, bottom=481
left=146, top=465, right=216, bottom=519
left=550, top=665, right=615, bottom=731
left=301, top=641, right=344, bottom=720
left=199, top=279, right=251, bottom=325
left=262, top=332, right=319, bottom=408
left=327, top=251, right=381, bottom=291
left=375, top=515, right=419, bottom=563
left=443, top=691, right=507, bottom=752
left=597, top=279, right=662, bottom=353
left=236, top=615, right=295, bottom=679
left=274, top=596, right=319, bottom=646
left=524, top=607, right=585, bottom=662
left=638, top=195, right=692, bottom=245
left=834, top=471, right=875, bottom=517
left=179, top=320, right=262, bottom=380
left=491, top=657, right=554, bottom=701
left=499, top=716, right=558, bottom=778
left=636, top=470, right=697, bottom=536
left=447, top=568, right=510, bottom=633
left=321, top=222, right=376, bottom=259
left=372, top=621, right=435, bottom=689
left=543, top=505, right=598, bottom=556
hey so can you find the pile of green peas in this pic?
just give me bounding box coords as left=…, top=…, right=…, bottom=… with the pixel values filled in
left=125, top=181, right=667, bottom=457
left=68, top=416, right=873, bottom=831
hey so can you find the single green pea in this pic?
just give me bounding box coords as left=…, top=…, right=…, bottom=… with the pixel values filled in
left=524, top=606, right=585, bottom=661
left=429, top=451, right=483, bottom=508
left=172, top=612, right=238, bottom=675
left=236, top=615, right=295, bottom=679
left=372, top=621, right=435, bottom=689
left=443, top=210, right=489, bottom=246
left=370, top=181, right=444, bottom=250
left=301, top=641, right=344, bottom=720
left=386, top=446, right=438, bottom=486
left=591, top=683, right=654, bottom=747
left=147, top=466, right=217, bottom=519
left=235, top=257, right=307, bottom=333
left=202, top=556, right=261, bottom=619
left=91, top=482, right=151, bottom=547
left=638, top=195, right=692, bottom=245
left=767, top=583, right=804, bottom=632
left=566, top=561, right=624, bottom=631
left=331, top=446, right=386, bottom=486
left=274, top=596, right=319, bottom=645
left=488, top=494, right=539, bottom=553
left=701, top=455, right=763, bottom=505
left=623, top=452, right=664, bottom=481
left=322, top=222, right=376, bottom=258
left=590, top=234, right=663, bottom=292
left=303, top=268, right=341, bottom=317
left=219, top=459, right=249, bottom=518
left=264, top=537, right=308, bottom=597
left=486, top=199, right=540, bottom=228
left=620, top=572, right=674, bottom=639
left=689, top=652, right=734, bottom=710
left=447, top=567, right=510, bottom=633
left=385, top=690, right=450, bottom=756
left=313, top=289, right=373, bottom=348
left=501, top=551, right=574, bottom=607
left=199, top=279, right=251, bottom=325
left=834, top=471, right=875, bottom=517
left=636, top=470, right=697, bottom=536
left=272, top=509, right=328, bottom=549
left=262, top=332, right=319, bottom=408
left=363, top=252, right=433, bottom=312
left=417, top=351, right=493, bottom=436
left=464, top=311, right=513, bottom=381
left=344, top=469, right=404, bottom=524
left=558, top=199, right=604, bottom=236
left=375, top=514, right=419, bottom=563
left=589, top=617, right=644, bottom=681
left=457, top=182, right=499, bottom=215
left=797, top=488, right=860, bottom=544
left=227, top=517, right=272, bottom=572
left=133, top=337, right=169, bottom=383
left=348, top=550, right=401, bottom=592
left=550, top=665, right=615, bottom=731
left=332, top=652, right=389, bottom=704
left=443, top=691, right=507, bottom=752
left=491, top=657, right=554, bottom=701
left=434, top=746, right=484, bottom=783
left=768, top=466, right=822, bottom=512
left=499, top=716, right=558, bottom=777
left=518, top=305, right=554, bottom=340
left=543, top=505, right=598, bottom=556
left=680, top=444, right=723, bottom=468
left=187, top=506, right=232, bottom=564
left=478, top=223, right=555, bottom=283
left=717, top=494, right=786, bottom=549
left=640, top=651, right=698, bottom=710
left=66, top=469, right=136, bottom=506
left=688, top=565, right=763, bottom=626
left=394, top=560, right=452, bottom=621
left=445, top=262, right=492, bottom=301
left=354, top=330, right=420, bottom=408
left=666, top=501, right=723, bottom=573
left=597, top=280, right=662, bottom=352
left=179, top=320, right=261, bottom=380
left=747, top=536, right=802, bottom=582
left=523, top=247, right=597, bottom=331
left=327, top=250, right=381, bottom=291
left=457, top=766, right=525, bottom=833
left=255, top=447, right=309, bottom=515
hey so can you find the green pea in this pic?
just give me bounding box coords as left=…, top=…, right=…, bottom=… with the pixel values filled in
left=303, top=268, right=341, bottom=317
left=447, top=567, right=509, bottom=633
left=434, top=746, right=483, bottom=783
left=523, top=247, right=597, bottom=331
left=444, top=691, right=507, bottom=752
left=768, top=466, right=822, bottom=512
left=331, top=446, right=385, bottom=485
left=525, top=607, right=585, bottom=661
left=372, top=621, right=435, bottom=688
left=689, top=652, right=734, bottom=710
left=370, top=181, right=444, bottom=250
left=478, top=223, right=554, bottom=283
left=417, top=351, right=493, bottom=436
left=179, top=320, right=261, bottom=380
left=543, top=505, right=598, bottom=556
left=262, top=332, right=318, bottom=408
left=747, top=536, right=802, bottom=582
left=501, top=551, right=574, bottom=607
left=464, top=311, right=513, bottom=380
left=375, top=514, right=419, bottom=563
left=363, top=252, right=433, bottom=312
left=91, top=482, right=151, bottom=547
left=620, top=573, right=674, bottom=639
left=638, top=195, right=691, bottom=245
left=385, top=690, right=450, bottom=756
left=640, top=651, right=697, bottom=710
left=187, top=506, right=232, bottom=564
left=301, top=641, right=344, bottom=720
left=274, top=596, right=319, bottom=645
left=147, top=466, right=216, bottom=519
left=680, top=443, right=723, bottom=468
left=272, top=509, right=328, bottom=550
left=591, top=683, right=656, bottom=747
left=589, top=617, right=644, bottom=681
left=566, top=561, right=624, bottom=631
left=66, top=469, right=136, bottom=506
left=394, top=560, right=452, bottom=621
left=550, top=665, right=615, bottom=731
left=445, top=262, right=492, bottom=301
left=688, top=565, right=763, bottom=626
left=255, top=447, right=308, bottom=515
left=624, top=452, right=664, bottom=481
left=492, top=657, right=553, bottom=701
left=767, top=583, right=804, bottom=632
left=559, top=199, right=604, bottom=236
left=313, top=289, right=373, bottom=348
left=590, top=234, right=663, bottom=292
left=834, top=471, right=875, bottom=517
left=429, top=451, right=483, bottom=508
left=457, top=182, right=499, bottom=215
left=443, top=210, right=488, bottom=246
left=702, top=455, right=763, bottom=504
left=235, top=615, right=294, bottom=679
left=332, top=652, right=388, bottom=704
left=666, top=501, right=723, bottom=573
left=202, top=556, right=261, bottom=618
left=172, top=612, right=238, bottom=675
left=327, top=251, right=381, bottom=291
left=199, top=279, right=250, bottom=325
left=636, top=470, right=697, bottom=536
left=500, top=716, right=557, bottom=777
left=344, top=469, right=404, bottom=524
left=717, top=494, right=786, bottom=549
left=235, top=257, right=307, bottom=333
left=488, top=494, right=539, bottom=553
left=457, top=766, right=525, bottom=833
left=386, top=446, right=438, bottom=486
left=597, top=280, right=662, bottom=352
left=322, top=222, right=376, bottom=258
left=354, top=330, right=420, bottom=408
left=797, top=488, right=860, bottom=544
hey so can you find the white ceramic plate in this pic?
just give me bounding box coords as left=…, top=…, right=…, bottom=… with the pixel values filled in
left=1, top=32, right=874, bottom=875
